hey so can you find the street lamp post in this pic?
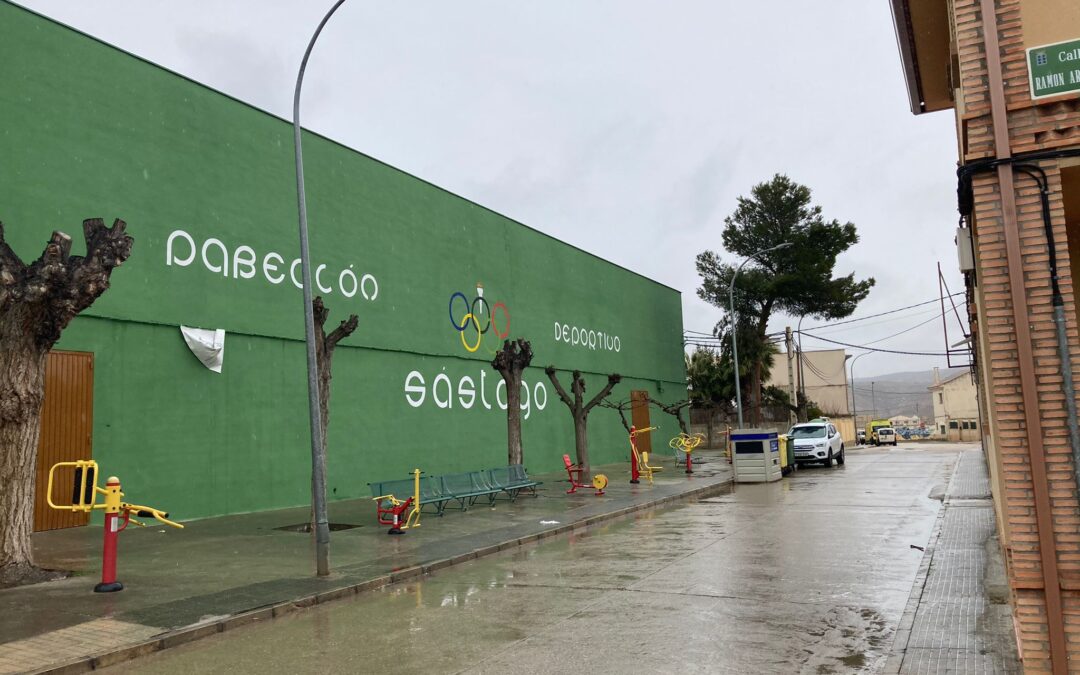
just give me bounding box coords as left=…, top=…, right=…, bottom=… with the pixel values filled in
left=292, top=0, right=347, bottom=577
left=849, top=352, right=871, bottom=444
left=729, top=242, right=792, bottom=428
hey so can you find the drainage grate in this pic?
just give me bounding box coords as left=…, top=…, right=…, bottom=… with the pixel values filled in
left=274, top=522, right=362, bottom=533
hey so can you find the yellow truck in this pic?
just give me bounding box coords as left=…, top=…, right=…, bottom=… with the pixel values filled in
left=866, top=419, right=893, bottom=446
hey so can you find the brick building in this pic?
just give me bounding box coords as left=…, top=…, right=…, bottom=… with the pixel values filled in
left=890, top=0, right=1080, bottom=671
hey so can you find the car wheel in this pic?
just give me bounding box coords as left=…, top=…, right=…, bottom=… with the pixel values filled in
left=836, top=446, right=845, bottom=465
left=824, top=451, right=835, bottom=467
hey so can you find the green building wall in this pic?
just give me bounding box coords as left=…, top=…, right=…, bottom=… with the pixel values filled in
left=0, top=2, right=687, bottom=520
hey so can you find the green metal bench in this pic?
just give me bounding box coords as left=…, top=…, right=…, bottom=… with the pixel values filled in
left=368, top=476, right=450, bottom=516
left=440, top=471, right=499, bottom=511
left=486, top=464, right=541, bottom=501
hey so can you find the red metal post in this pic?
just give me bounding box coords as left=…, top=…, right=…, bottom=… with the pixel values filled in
left=94, top=476, right=124, bottom=593
left=686, top=453, right=693, bottom=474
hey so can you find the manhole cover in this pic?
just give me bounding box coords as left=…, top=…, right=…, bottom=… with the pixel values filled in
left=274, top=522, right=362, bottom=533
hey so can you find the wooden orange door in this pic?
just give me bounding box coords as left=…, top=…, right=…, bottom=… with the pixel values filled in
left=630, top=390, right=653, bottom=455
left=33, top=351, right=94, bottom=532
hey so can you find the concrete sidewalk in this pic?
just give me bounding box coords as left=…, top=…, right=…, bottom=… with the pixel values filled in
left=0, top=451, right=733, bottom=674
left=885, top=448, right=1020, bottom=673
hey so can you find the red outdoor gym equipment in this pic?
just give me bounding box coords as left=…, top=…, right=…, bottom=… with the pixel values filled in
left=563, top=454, right=607, bottom=496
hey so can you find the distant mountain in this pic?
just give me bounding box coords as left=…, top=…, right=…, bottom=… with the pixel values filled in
left=850, top=367, right=967, bottom=420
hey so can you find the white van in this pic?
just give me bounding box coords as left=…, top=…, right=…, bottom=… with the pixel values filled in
left=877, top=427, right=898, bottom=446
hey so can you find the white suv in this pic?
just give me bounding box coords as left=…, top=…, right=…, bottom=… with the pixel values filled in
left=789, top=422, right=845, bottom=467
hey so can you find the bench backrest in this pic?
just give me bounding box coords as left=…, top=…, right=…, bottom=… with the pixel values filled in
left=508, top=464, right=532, bottom=485
left=487, top=466, right=512, bottom=489
left=441, top=471, right=486, bottom=496
left=563, top=454, right=573, bottom=469
left=369, top=478, right=414, bottom=502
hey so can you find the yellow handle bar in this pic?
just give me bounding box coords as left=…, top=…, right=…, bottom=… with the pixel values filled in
left=46, top=459, right=99, bottom=512
left=122, top=503, right=184, bottom=529
left=372, top=494, right=405, bottom=506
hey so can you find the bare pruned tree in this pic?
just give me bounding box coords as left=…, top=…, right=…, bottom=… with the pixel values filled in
left=1, top=219, right=133, bottom=586
left=651, top=399, right=692, bottom=435
left=600, top=397, right=633, bottom=434
left=545, top=367, right=621, bottom=472
left=310, top=296, right=358, bottom=531
left=492, top=339, right=533, bottom=465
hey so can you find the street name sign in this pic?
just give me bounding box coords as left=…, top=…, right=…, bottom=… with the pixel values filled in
left=1028, top=37, right=1080, bottom=100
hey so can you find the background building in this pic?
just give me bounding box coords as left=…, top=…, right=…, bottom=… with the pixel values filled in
left=928, top=368, right=980, bottom=441
left=766, top=347, right=851, bottom=417
left=0, top=5, right=687, bottom=529
left=891, top=0, right=1080, bottom=668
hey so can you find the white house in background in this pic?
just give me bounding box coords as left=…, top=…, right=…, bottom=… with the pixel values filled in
left=890, top=415, right=922, bottom=428
left=928, top=367, right=980, bottom=441
left=765, top=348, right=851, bottom=416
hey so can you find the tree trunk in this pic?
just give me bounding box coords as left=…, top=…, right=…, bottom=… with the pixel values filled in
left=751, top=361, right=762, bottom=426
left=0, top=218, right=132, bottom=586
left=0, top=322, right=47, bottom=586
left=309, top=297, right=357, bottom=533
left=574, top=412, right=589, bottom=472
left=493, top=339, right=533, bottom=466
left=505, top=374, right=523, bottom=465
left=705, top=406, right=715, bottom=448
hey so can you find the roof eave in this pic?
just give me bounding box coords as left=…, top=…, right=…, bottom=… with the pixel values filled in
left=890, top=0, right=927, bottom=115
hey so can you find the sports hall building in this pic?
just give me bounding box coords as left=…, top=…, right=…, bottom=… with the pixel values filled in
left=0, top=4, right=687, bottom=528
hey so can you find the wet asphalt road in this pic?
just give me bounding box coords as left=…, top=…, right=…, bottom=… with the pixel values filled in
left=106, top=443, right=968, bottom=674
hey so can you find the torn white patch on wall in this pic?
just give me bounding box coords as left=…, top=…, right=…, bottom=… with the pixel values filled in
left=180, top=326, right=225, bottom=373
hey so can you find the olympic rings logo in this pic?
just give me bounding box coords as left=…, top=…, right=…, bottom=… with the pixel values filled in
left=448, top=289, right=511, bottom=354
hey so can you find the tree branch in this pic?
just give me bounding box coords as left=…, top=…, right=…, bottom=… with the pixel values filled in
left=600, top=397, right=632, bottom=433
left=0, top=222, right=26, bottom=313
left=493, top=338, right=533, bottom=375
left=584, top=373, right=622, bottom=413
left=544, top=366, right=574, bottom=409
left=326, top=315, right=359, bottom=349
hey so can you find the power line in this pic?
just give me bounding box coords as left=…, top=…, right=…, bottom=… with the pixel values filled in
left=796, top=293, right=963, bottom=333
left=862, top=310, right=946, bottom=345
left=853, top=387, right=927, bottom=396
left=796, top=331, right=962, bottom=357
left=686, top=292, right=964, bottom=342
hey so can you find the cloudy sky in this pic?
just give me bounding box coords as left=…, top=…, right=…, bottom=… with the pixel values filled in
left=15, top=0, right=967, bottom=378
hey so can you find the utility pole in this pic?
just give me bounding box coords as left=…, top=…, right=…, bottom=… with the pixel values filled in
left=797, top=316, right=807, bottom=422
left=785, top=327, right=797, bottom=426
left=871, top=381, right=877, bottom=420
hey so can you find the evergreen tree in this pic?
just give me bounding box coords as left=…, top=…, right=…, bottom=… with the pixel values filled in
left=696, top=175, right=873, bottom=424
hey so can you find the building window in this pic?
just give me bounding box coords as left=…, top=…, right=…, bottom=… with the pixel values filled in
left=940, top=425, right=946, bottom=434
left=949, top=421, right=959, bottom=429
left=938, top=393, right=943, bottom=404
left=970, top=421, right=977, bottom=430
left=961, top=421, right=970, bottom=429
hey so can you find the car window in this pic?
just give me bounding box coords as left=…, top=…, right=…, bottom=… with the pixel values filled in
left=828, top=425, right=836, bottom=436
left=790, top=425, right=826, bottom=438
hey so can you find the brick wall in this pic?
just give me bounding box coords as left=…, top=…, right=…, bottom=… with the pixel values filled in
left=953, top=0, right=1080, bottom=670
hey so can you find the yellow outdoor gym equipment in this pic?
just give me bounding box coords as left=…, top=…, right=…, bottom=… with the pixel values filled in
left=46, top=459, right=183, bottom=529
left=46, top=459, right=182, bottom=593
left=669, top=432, right=705, bottom=473
left=372, top=469, right=422, bottom=535
left=629, top=425, right=663, bottom=484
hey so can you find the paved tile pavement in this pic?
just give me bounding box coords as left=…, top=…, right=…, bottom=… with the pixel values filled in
left=890, top=449, right=1019, bottom=674
left=0, top=619, right=162, bottom=675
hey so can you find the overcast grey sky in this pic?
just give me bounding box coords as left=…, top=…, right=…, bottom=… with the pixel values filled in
left=15, top=0, right=965, bottom=378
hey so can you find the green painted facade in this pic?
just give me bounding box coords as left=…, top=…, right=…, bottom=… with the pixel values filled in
left=0, top=2, right=687, bottom=521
